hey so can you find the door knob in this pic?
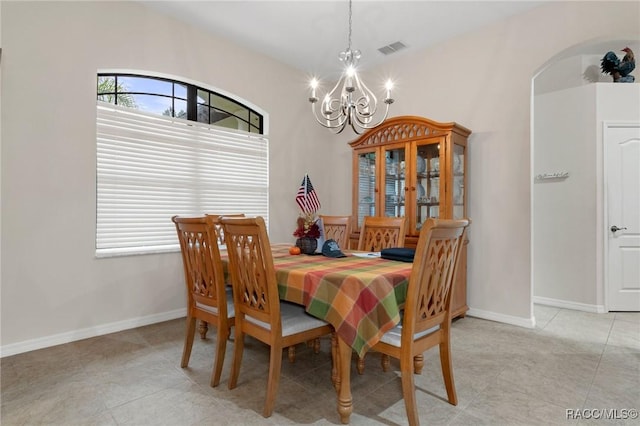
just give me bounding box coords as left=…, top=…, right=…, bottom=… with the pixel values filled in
left=610, top=225, right=627, bottom=232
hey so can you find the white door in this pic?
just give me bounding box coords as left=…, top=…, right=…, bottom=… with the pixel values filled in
left=606, top=123, right=640, bottom=311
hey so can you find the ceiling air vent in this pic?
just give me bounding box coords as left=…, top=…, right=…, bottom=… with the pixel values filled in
left=378, top=41, right=407, bottom=56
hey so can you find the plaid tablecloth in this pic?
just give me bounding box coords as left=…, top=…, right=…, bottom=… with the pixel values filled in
left=267, top=243, right=412, bottom=357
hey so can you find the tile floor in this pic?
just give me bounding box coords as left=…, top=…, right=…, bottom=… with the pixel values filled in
left=1, top=305, right=639, bottom=425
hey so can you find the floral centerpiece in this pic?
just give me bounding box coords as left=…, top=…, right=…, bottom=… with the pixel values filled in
left=293, top=212, right=321, bottom=254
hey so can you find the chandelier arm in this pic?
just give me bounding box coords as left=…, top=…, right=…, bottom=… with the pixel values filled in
left=324, top=97, right=350, bottom=122
left=322, top=99, right=346, bottom=121
left=322, top=76, right=345, bottom=119
left=353, top=98, right=375, bottom=122
left=310, top=73, right=349, bottom=122
left=353, top=73, right=380, bottom=114
left=310, top=101, right=349, bottom=130
left=352, top=102, right=391, bottom=130
left=349, top=125, right=364, bottom=135
left=347, top=79, right=378, bottom=126
left=325, top=74, right=347, bottom=102
left=311, top=106, right=347, bottom=128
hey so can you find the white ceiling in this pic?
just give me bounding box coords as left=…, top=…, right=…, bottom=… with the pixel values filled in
left=140, top=1, right=549, bottom=78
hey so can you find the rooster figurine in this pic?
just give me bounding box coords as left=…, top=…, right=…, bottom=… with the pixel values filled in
left=601, top=47, right=635, bottom=82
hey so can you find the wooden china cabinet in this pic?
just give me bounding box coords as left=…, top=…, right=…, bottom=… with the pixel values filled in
left=349, top=116, right=471, bottom=318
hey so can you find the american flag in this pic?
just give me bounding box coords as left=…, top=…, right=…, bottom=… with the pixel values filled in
left=296, top=174, right=321, bottom=213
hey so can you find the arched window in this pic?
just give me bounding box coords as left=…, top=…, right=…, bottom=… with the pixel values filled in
left=97, top=73, right=263, bottom=133
left=96, top=72, right=269, bottom=257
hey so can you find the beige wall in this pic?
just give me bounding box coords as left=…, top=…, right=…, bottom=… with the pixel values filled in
left=534, top=85, right=599, bottom=307
left=0, top=1, right=333, bottom=352
left=1, top=1, right=639, bottom=354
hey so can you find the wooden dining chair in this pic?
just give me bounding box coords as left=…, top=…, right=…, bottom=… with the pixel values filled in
left=319, top=215, right=352, bottom=249
left=371, top=218, right=469, bottom=426
left=220, top=216, right=334, bottom=418
left=172, top=215, right=235, bottom=388
left=195, top=213, right=244, bottom=339
left=356, top=215, right=407, bottom=373
left=357, top=216, right=406, bottom=252
left=211, top=213, right=307, bottom=365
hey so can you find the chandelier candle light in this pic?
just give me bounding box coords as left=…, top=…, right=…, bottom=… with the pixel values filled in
left=308, top=0, right=394, bottom=134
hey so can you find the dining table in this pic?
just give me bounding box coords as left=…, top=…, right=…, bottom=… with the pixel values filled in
left=225, top=242, right=413, bottom=424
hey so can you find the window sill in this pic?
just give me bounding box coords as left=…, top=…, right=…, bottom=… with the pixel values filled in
left=95, top=245, right=180, bottom=258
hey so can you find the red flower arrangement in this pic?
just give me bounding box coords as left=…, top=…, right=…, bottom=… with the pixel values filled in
left=293, top=213, right=321, bottom=239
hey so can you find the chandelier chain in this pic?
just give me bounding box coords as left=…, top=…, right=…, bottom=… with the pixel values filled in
left=347, top=0, right=352, bottom=51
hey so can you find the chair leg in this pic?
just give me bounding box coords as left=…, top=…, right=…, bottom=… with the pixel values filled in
left=400, top=355, right=419, bottom=426
left=288, top=345, right=296, bottom=363
left=181, top=316, right=197, bottom=368
left=210, top=325, right=230, bottom=387
left=439, top=339, right=458, bottom=405
left=304, top=338, right=321, bottom=352
left=381, top=354, right=390, bottom=372
left=356, top=354, right=366, bottom=375
left=199, top=320, right=209, bottom=339
left=263, top=343, right=283, bottom=417
left=292, top=338, right=320, bottom=363
left=228, top=327, right=245, bottom=390
left=413, top=354, right=424, bottom=374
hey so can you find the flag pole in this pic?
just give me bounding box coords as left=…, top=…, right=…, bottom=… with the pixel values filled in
left=304, top=173, right=309, bottom=196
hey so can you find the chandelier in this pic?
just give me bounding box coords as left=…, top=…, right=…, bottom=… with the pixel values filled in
left=308, top=0, right=394, bottom=134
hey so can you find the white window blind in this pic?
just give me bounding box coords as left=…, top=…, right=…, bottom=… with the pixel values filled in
left=96, top=102, right=269, bottom=257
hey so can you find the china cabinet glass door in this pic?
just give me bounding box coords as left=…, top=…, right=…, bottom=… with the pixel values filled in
left=415, top=140, right=441, bottom=231
left=357, top=150, right=377, bottom=227
left=382, top=145, right=406, bottom=220
left=452, top=143, right=466, bottom=219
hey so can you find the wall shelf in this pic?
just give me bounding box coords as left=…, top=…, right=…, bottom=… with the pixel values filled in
left=535, top=171, right=570, bottom=181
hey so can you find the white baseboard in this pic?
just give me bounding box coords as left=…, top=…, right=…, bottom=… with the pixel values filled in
left=533, top=296, right=606, bottom=313
left=0, top=308, right=187, bottom=358
left=466, top=307, right=536, bottom=329
left=7, top=301, right=599, bottom=358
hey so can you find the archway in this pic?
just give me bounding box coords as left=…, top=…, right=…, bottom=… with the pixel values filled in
left=531, top=37, right=639, bottom=314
